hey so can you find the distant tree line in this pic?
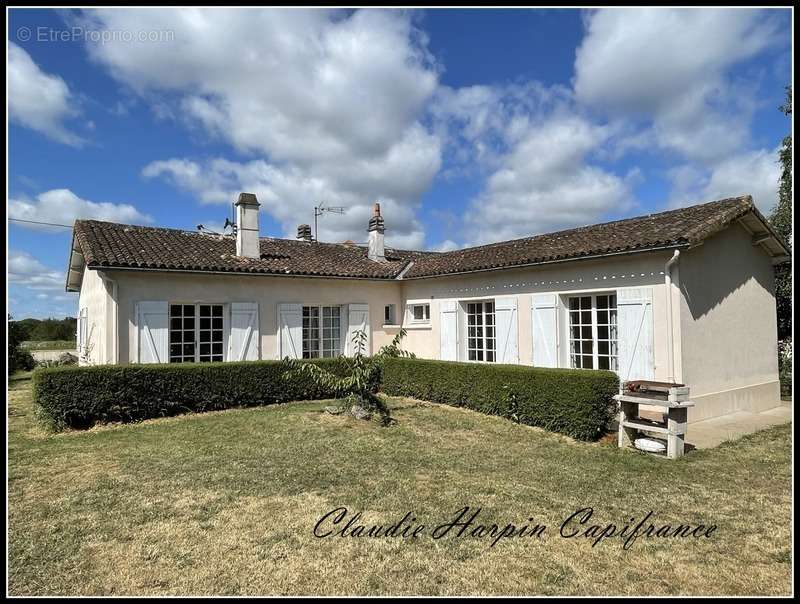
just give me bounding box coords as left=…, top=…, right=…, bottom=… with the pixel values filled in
left=10, top=316, right=77, bottom=342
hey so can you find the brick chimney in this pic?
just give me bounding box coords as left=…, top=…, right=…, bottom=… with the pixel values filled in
left=235, top=193, right=260, bottom=258
left=367, top=202, right=385, bottom=262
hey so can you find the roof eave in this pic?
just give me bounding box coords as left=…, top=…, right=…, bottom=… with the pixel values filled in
left=65, top=228, right=85, bottom=292
left=403, top=243, right=690, bottom=280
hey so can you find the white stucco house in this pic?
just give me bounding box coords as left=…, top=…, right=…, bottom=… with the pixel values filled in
left=66, top=193, right=789, bottom=422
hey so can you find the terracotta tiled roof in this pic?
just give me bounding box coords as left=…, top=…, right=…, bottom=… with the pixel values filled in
left=404, top=195, right=770, bottom=278
left=71, top=195, right=784, bottom=284
left=72, top=220, right=435, bottom=279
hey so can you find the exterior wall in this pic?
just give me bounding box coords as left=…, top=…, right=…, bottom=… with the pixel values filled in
left=678, top=223, right=781, bottom=421
left=77, top=267, right=111, bottom=365
left=107, top=270, right=402, bottom=364
left=399, top=251, right=677, bottom=381
left=80, top=228, right=781, bottom=424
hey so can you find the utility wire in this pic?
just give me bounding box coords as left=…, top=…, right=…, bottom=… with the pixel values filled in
left=9, top=218, right=74, bottom=229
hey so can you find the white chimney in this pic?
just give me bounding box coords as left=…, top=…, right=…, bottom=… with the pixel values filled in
left=235, top=193, right=260, bottom=258
left=367, top=202, right=385, bottom=262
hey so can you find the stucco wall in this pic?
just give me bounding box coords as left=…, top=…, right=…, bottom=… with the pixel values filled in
left=106, top=270, right=403, bottom=364
left=77, top=267, right=110, bottom=365
left=678, top=223, right=780, bottom=420
left=399, top=251, right=677, bottom=380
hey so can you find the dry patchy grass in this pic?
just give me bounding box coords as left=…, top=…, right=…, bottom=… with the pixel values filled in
left=7, top=378, right=792, bottom=596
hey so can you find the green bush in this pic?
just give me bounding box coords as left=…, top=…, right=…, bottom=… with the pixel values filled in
left=33, top=354, right=619, bottom=440
left=381, top=358, right=619, bottom=441
left=33, top=358, right=351, bottom=431
left=8, top=315, right=36, bottom=375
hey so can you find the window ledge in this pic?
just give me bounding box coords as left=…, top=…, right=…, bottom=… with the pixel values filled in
left=404, top=323, right=432, bottom=330
left=382, top=324, right=402, bottom=329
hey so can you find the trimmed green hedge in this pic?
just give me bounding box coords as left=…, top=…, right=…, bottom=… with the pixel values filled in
left=33, top=356, right=619, bottom=439
left=381, top=358, right=619, bottom=441
left=32, top=358, right=348, bottom=430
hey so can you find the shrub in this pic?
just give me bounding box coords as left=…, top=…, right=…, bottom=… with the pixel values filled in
left=381, top=358, right=619, bottom=441
left=33, top=358, right=349, bottom=431
left=8, top=315, right=36, bottom=375
left=778, top=338, right=792, bottom=397
left=283, top=328, right=413, bottom=423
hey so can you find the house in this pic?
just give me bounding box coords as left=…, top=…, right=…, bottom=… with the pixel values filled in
left=66, top=194, right=789, bottom=423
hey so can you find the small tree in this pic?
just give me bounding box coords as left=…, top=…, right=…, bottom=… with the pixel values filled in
left=8, top=315, right=36, bottom=375
left=771, top=85, right=792, bottom=341
left=282, top=328, right=413, bottom=424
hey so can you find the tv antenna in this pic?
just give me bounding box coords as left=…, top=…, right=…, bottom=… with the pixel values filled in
left=314, top=202, right=345, bottom=242
left=197, top=204, right=237, bottom=237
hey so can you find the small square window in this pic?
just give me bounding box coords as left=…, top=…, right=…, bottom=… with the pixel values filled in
left=384, top=304, right=396, bottom=324
left=410, top=304, right=430, bottom=322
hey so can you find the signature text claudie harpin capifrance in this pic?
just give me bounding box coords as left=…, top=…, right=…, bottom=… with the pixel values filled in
left=313, top=506, right=717, bottom=550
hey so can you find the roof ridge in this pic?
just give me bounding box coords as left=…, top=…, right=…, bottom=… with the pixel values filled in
left=432, top=195, right=752, bottom=256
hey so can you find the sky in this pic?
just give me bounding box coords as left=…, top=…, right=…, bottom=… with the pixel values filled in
left=7, top=7, right=793, bottom=319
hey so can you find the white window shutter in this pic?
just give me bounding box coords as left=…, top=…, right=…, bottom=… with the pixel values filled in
left=76, top=308, right=87, bottom=355
left=495, top=296, right=519, bottom=364
left=278, top=303, right=302, bottom=359
left=440, top=300, right=458, bottom=361
left=346, top=303, right=370, bottom=356
left=229, top=302, right=259, bottom=361
left=136, top=301, right=168, bottom=363
left=617, top=288, right=654, bottom=381
left=532, top=294, right=558, bottom=368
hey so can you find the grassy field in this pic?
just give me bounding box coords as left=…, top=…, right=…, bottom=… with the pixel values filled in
left=21, top=340, right=77, bottom=351
left=8, top=377, right=792, bottom=596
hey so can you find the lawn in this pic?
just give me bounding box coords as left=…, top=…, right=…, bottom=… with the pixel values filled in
left=7, top=377, right=792, bottom=596
left=21, top=340, right=77, bottom=351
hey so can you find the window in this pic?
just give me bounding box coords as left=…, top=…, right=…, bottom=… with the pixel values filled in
left=568, top=294, right=617, bottom=371
left=303, top=305, right=342, bottom=358
left=384, top=304, right=396, bottom=325
left=466, top=300, right=495, bottom=362
left=169, top=303, right=224, bottom=363
left=410, top=303, right=430, bottom=323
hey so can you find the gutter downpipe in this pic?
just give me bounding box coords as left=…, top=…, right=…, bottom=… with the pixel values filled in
left=664, top=250, right=680, bottom=383
left=98, top=271, right=118, bottom=364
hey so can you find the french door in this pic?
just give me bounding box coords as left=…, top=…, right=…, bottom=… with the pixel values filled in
left=466, top=300, right=496, bottom=362
left=169, top=303, right=225, bottom=363
left=567, top=293, right=618, bottom=371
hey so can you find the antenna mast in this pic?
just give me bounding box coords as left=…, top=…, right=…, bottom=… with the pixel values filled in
left=313, top=202, right=345, bottom=242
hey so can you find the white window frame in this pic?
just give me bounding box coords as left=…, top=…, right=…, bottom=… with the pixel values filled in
left=566, top=292, right=618, bottom=372
left=465, top=300, right=496, bottom=363
left=302, top=305, right=343, bottom=358
left=169, top=302, right=227, bottom=363
left=384, top=304, right=397, bottom=326
left=408, top=303, right=431, bottom=324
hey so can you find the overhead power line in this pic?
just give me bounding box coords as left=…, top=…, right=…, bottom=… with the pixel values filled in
left=9, top=218, right=73, bottom=229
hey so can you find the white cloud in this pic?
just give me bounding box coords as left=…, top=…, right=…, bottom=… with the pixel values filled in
left=143, top=157, right=430, bottom=249
left=668, top=147, right=781, bottom=213
left=574, top=8, right=778, bottom=163
left=432, top=239, right=460, bottom=252
left=78, top=8, right=441, bottom=247
left=575, top=8, right=774, bottom=116
left=430, top=81, right=633, bottom=245
left=9, top=189, right=152, bottom=231
left=465, top=115, right=634, bottom=245
left=8, top=43, right=84, bottom=146
left=8, top=251, right=65, bottom=290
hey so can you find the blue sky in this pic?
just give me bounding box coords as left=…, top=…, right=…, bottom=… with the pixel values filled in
left=8, top=8, right=792, bottom=319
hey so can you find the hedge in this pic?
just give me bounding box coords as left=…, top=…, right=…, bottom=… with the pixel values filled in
left=32, top=358, right=349, bottom=430
left=381, top=358, right=619, bottom=441
left=33, top=357, right=619, bottom=440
